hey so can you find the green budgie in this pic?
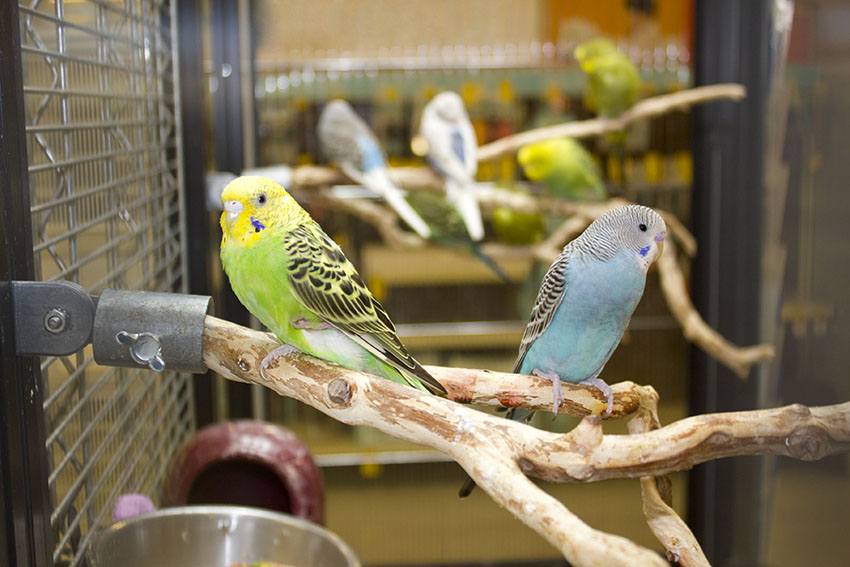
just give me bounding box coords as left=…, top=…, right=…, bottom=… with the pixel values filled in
left=220, top=176, right=446, bottom=395
left=460, top=204, right=666, bottom=497
left=574, top=38, right=641, bottom=118
left=517, top=137, right=606, bottom=201
left=405, top=191, right=513, bottom=284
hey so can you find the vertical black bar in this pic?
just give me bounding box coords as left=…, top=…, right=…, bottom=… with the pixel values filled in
left=690, top=1, right=771, bottom=565
left=177, top=0, right=215, bottom=427
left=209, top=0, right=252, bottom=418
left=0, top=3, right=53, bottom=567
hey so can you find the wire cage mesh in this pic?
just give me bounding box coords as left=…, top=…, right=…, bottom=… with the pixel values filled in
left=17, top=1, right=193, bottom=565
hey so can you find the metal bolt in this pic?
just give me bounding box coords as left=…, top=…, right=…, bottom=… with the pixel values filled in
left=44, top=308, right=67, bottom=334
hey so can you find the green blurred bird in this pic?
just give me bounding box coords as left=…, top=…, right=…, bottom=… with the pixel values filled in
left=405, top=191, right=514, bottom=284
left=517, top=137, right=606, bottom=202
left=574, top=38, right=641, bottom=118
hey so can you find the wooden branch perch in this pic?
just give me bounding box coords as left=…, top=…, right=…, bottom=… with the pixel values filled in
left=204, top=316, right=850, bottom=567
left=476, top=83, right=747, bottom=162
left=628, top=392, right=710, bottom=567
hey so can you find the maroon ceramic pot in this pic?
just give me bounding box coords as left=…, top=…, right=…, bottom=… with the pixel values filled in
left=161, top=420, right=324, bottom=525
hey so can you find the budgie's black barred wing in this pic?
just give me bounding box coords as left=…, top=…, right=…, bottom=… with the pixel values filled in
left=512, top=245, right=571, bottom=373
left=284, top=224, right=446, bottom=395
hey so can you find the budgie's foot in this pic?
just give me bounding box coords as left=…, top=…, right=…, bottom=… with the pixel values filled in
left=532, top=369, right=565, bottom=415
left=579, top=377, right=613, bottom=418
left=260, top=344, right=301, bottom=380
left=291, top=316, right=332, bottom=331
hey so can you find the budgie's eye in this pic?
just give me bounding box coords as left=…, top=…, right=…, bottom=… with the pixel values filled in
left=257, top=193, right=267, bottom=205
left=638, top=223, right=647, bottom=232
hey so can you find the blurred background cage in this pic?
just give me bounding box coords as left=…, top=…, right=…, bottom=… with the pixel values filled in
left=3, top=1, right=192, bottom=566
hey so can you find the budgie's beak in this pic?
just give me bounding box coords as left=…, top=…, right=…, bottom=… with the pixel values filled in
left=655, top=231, right=666, bottom=258
left=224, top=199, right=244, bottom=223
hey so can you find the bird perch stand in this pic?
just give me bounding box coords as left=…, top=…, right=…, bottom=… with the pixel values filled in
left=203, top=316, right=850, bottom=567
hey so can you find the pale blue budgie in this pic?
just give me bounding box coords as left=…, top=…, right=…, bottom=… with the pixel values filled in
left=318, top=99, right=431, bottom=239
left=459, top=204, right=666, bottom=497
left=419, top=91, right=484, bottom=241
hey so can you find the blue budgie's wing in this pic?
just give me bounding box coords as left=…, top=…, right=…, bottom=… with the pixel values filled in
left=458, top=119, right=478, bottom=177
left=317, top=100, right=384, bottom=172
left=512, top=246, right=572, bottom=373
left=355, top=133, right=386, bottom=173
left=451, top=129, right=465, bottom=165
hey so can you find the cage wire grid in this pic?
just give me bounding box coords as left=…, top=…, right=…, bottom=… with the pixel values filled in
left=17, top=1, right=194, bottom=565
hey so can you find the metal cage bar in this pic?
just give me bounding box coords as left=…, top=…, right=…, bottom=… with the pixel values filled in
left=1, top=2, right=54, bottom=566
left=4, top=1, right=196, bottom=565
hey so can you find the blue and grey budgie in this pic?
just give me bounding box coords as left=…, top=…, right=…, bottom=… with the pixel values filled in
left=459, top=204, right=666, bottom=497
left=419, top=91, right=484, bottom=241
left=317, top=99, right=431, bottom=239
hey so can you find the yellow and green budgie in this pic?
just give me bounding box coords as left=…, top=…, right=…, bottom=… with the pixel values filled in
left=517, top=137, right=606, bottom=202
left=574, top=37, right=641, bottom=118
left=219, top=176, right=446, bottom=396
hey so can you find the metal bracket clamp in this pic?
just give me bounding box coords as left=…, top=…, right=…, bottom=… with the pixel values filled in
left=92, top=289, right=213, bottom=373
left=11, top=281, right=213, bottom=373
left=13, top=281, right=97, bottom=357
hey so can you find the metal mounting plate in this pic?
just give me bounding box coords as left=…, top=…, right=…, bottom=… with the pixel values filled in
left=13, top=281, right=96, bottom=357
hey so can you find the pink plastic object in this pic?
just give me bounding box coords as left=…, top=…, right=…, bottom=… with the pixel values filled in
left=112, top=494, right=156, bottom=522
left=161, top=420, right=324, bottom=524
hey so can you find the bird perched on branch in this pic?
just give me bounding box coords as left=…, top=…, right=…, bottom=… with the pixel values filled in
left=574, top=38, right=641, bottom=118
left=219, top=176, right=446, bottom=396
left=517, top=137, right=606, bottom=202
left=419, top=91, right=484, bottom=241
left=317, top=99, right=431, bottom=239
left=461, top=204, right=665, bottom=497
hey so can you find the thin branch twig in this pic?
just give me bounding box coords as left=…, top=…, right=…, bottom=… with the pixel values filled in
left=656, top=238, right=776, bottom=378
left=476, top=84, right=747, bottom=162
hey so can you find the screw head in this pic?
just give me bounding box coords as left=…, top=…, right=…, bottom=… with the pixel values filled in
left=44, top=308, right=67, bottom=334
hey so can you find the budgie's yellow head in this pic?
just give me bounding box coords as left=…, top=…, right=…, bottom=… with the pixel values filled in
left=220, top=176, right=310, bottom=249
left=517, top=139, right=567, bottom=181
left=573, top=37, right=618, bottom=73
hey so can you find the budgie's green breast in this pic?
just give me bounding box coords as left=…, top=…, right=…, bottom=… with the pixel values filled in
left=221, top=228, right=317, bottom=350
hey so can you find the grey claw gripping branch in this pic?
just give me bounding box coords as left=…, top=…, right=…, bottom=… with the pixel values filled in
left=12, top=281, right=213, bottom=373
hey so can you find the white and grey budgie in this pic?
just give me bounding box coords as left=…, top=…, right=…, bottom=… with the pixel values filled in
left=419, top=91, right=484, bottom=241
left=317, top=99, right=431, bottom=239
left=459, top=204, right=666, bottom=497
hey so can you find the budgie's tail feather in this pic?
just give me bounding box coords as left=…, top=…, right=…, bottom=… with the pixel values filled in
left=405, top=359, right=447, bottom=396
left=383, top=187, right=432, bottom=239
left=469, top=245, right=514, bottom=285
left=447, top=179, right=484, bottom=241
left=459, top=406, right=534, bottom=498
left=359, top=168, right=431, bottom=238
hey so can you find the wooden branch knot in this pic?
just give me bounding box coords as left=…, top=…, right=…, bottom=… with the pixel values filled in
left=785, top=425, right=830, bottom=461
left=237, top=357, right=251, bottom=372
left=328, top=377, right=354, bottom=407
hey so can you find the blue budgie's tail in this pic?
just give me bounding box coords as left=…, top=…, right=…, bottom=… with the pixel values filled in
left=458, top=407, right=534, bottom=498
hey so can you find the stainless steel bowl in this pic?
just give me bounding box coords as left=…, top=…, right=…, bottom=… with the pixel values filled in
left=87, top=505, right=360, bottom=567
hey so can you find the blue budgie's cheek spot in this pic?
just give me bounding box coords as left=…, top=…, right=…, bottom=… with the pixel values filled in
left=639, top=245, right=651, bottom=257
left=251, top=216, right=266, bottom=233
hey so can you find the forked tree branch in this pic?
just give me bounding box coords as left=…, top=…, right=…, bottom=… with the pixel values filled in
left=203, top=315, right=850, bottom=567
